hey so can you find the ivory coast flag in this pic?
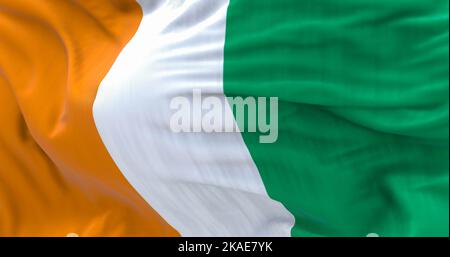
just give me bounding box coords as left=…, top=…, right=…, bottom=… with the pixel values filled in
left=0, top=0, right=448, bottom=237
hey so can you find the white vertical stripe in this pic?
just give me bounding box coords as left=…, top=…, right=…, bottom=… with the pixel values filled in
left=93, top=0, right=294, bottom=236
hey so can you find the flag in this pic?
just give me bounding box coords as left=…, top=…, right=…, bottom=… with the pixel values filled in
left=0, top=0, right=448, bottom=236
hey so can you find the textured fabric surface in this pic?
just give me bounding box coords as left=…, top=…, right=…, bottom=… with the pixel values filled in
left=224, top=0, right=449, bottom=236
left=0, top=0, right=177, bottom=236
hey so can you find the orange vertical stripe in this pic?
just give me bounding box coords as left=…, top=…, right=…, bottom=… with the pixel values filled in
left=0, top=0, right=178, bottom=236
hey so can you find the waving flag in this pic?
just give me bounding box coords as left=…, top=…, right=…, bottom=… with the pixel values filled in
left=0, top=0, right=448, bottom=237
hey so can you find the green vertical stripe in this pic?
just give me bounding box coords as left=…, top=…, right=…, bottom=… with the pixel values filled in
left=223, top=0, right=449, bottom=236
